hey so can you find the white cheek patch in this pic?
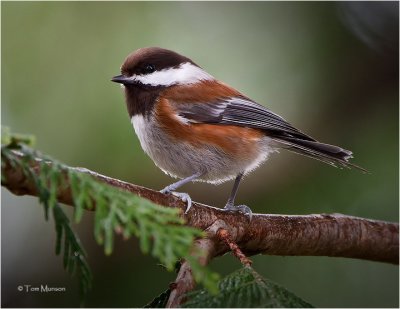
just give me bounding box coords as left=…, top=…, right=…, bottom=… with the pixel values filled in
left=130, top=62, right=214, bottom=86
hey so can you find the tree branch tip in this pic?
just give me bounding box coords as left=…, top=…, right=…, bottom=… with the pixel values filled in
left=217, top=228, right=253, bottom=267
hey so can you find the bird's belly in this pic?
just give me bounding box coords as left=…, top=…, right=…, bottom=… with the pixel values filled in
left=131, top=115, right=276, bottom=184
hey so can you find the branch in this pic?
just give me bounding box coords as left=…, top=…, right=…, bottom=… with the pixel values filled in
left=2, top=150, right=399, bottom=264
left=217, top=228, right=252, bottom=267
left=166, top=238, right=216, bottom=308
left=167, top=261, right=195, bottom=308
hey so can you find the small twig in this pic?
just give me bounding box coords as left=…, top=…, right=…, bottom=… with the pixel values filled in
left=217, top=228, right=252, bottom=267
left=166, top=238, right=216, bottom=308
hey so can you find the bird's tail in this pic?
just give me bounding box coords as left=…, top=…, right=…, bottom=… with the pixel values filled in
left=272, top=136, right=367, bottom=172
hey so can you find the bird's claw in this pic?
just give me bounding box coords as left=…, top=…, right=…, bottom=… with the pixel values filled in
left=160, top=188, right=192, bottom=214
left=172, top=192, right=192, bottom=214
left=224, top=203, right=253, bottom=221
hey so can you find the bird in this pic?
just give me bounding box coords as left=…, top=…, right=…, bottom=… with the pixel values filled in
left=111, top=47, right=365, bottom=218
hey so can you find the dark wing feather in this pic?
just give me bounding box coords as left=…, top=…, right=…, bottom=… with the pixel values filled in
left=172, top=96, right=366, bottom=172
left=220, top=98, right=315, bottom=140
left=176, top=96, right=315, bottom=141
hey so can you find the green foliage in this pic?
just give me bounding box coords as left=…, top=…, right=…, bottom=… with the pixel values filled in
left=186, top=255, right=220, bottom=295
left=1, top=136, right=92, bottom=298
left=1, top=127, right=218, bottom=299
left=87, top=180, right=203, bottom=270
left=53, top=205, right=92, bottom=296
left=182, top=266, right=314, bottom=308
left=1, top=126, right=35, bottom=147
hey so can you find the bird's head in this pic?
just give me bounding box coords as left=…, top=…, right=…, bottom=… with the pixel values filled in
left=111, top=47, right=214, bottom=89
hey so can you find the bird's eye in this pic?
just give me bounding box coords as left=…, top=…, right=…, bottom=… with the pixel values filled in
left=143, top=64, right=155, bottom=74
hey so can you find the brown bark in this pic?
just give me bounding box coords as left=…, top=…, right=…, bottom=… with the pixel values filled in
left=2, top=150, right=399, bottom=265
left=166, top=238, right=216, bottom=308
left=217, top=228, right=252, bottom=267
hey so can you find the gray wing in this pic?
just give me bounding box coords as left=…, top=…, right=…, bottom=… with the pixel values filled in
left=174, top=96, right=315, bottom=141
left=172, top=96, right=366, bottom=172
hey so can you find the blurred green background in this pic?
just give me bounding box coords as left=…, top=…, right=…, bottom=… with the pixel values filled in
left=1, top=1, right=398, bottom=307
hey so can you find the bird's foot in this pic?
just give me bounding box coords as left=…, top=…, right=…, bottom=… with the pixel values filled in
left=224, top=203, right=253, bottom=221
left=160, top=187, right=192, bottom=214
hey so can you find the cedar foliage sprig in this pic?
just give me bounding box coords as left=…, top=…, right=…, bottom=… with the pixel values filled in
left=1, top=126, right=218, bottom=300
left=182, top=266, right=314, bottom=308
left=1, top=141, right=92, bottom=298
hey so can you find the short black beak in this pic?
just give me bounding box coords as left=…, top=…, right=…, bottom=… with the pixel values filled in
left=111, top=74, right=134, bottom=85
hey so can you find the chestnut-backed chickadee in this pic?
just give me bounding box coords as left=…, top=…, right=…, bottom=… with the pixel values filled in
left=112, top=47, right=365, bottom=218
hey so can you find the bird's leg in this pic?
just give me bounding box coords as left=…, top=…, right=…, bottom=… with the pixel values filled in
left=160, top=172, right=203, bottom=214
left=224, top=172, right=253, bottom=220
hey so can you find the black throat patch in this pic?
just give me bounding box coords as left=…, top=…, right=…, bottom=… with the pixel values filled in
left=124, top=84, right=163, bottom=117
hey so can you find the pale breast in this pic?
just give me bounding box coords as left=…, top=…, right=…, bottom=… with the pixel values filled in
left=131, top=114, right=276, bottom=184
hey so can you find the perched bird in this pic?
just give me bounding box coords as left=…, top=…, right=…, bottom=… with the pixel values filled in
left=111, top=47, right=364, bottom=218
